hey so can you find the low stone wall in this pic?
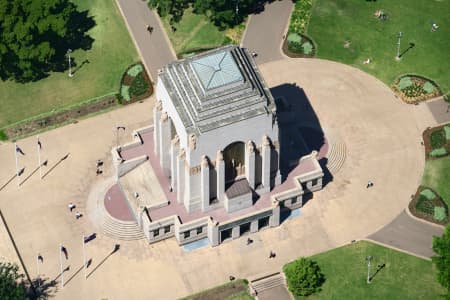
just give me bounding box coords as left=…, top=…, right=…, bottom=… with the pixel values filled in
left=117, top=155, right=148, bottom=177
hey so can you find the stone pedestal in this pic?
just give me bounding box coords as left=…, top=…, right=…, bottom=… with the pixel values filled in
left=216, top=151, right=225, bottom=201
left=170, top=136, right=179, bottom=191
left=201, top=156, right=210, bottom=212
left=176, top=149, right=185, bottom=203
left=261, top=135, right=271, bottom=192
left=159, top=112, right=171, bottom=176
left=245, top=141, right=256, bottom=189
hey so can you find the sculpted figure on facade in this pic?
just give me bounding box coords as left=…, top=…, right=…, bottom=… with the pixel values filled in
left=189, top=133, right=197, bottom=150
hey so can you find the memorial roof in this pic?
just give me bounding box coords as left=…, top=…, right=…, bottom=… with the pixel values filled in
left=159, top=45, right=276, bottom=135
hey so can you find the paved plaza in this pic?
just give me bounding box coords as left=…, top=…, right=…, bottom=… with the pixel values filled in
left=0, top=56, right=441, bottom=299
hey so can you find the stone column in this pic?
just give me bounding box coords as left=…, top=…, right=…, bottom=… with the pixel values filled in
left=216, top=150, right=225, bottom=201
left=270, top=204, right=281, bottom=227
left=176, top=148, right=185, bottom=204
left=200, top=156, right=210, bottom=212
left=245, top=141, right=256, bottom=189
left=261, top=135, right=271, bottom=192
left=153, top=100, right=162, bottom=155
left=170, top=135, right=179, bottom=192
left=232, top=226, right=240, bottom=239
left=159, top=112, right=171, bottom=176
left=250, top=220, right=258, bottom=233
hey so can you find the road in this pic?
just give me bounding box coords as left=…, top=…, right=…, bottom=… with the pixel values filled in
left=115, top=0, right=176, bottom=80
left=242, top=0, right=294, bottom=64
left=368, top=210, right=444, bottom=258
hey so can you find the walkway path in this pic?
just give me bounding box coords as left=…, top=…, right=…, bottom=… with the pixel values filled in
left=115, top=0, right=176, bottom=80
left=241, top=0, right=293, bottom=64
left=368, top=210, right=444, bottom=258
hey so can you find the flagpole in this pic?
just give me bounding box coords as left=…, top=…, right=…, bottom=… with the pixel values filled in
left=82, top=235, right=87, bottom=280
left=59, top=244, right=64, bottom=288
left=37, top=136, right=42, bottom=179
left=36, top=255, right=40, bottom=288
left=14, top=143, right=20, bottom=186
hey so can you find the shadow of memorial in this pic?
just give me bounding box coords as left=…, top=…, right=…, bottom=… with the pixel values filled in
left=270, top=83, right=333, bottom=186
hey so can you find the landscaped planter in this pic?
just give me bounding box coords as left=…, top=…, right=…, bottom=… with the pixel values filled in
left=119, top=62, right=153, bottom=105
left=282, top=32, right=316, bottom=58
left=422, top=124, right=450, bottom=159
left=409, top=186, right=449, bottom=225
left=392, top=75, right=442, bottom=103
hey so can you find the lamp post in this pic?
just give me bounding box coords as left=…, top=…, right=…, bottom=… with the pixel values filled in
left=235, top=0, right=239, bottom=25
left=67, top=49, right=73, bottom=77
left=396, top=32, right=402, bottom=61
left=366, top=256, right=373, bottom=284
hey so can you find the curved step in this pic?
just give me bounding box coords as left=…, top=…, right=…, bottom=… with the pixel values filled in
left=251, top=274, right=285, bottom=293
left=325, top=133, right=347, bottom=175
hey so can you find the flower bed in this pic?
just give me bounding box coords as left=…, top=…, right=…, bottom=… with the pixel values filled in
left=119, top=62, right=153, bottom=104
left=392, top=75, right=442, bottom=103
left=409, top=186, right=449, bottom=224
left=282, top=33, right=316, bottom=58
left=423, top=124, right=450, bottom=159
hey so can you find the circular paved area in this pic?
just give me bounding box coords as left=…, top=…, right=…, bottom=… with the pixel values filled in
left=260, top=58, right=425, bottom=244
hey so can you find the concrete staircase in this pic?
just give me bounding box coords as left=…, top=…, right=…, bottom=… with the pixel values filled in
left=325, top=132, right=347, bottom=175
left=99, top=198, right=145, bottom=241
left=250, top=273, right=285, bottom=295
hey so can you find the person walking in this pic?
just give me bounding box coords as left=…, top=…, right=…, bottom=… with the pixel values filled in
left=68, top=202, right=76, bottom=212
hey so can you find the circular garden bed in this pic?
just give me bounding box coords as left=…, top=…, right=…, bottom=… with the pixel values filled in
left=392, top=75, right=441, bottom=103
left=119, top=63, right=153, bottom=104
left=282, top=32, right=315, bottom=58
left=409, top=186, right=449, bottom=224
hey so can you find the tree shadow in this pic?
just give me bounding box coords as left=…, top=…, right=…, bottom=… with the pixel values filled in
left=27, top=276, right=59, bottom=300
left=270, top=83, right=333, bottom=185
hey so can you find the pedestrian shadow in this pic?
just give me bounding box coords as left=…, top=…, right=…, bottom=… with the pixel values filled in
left=86, top=244, right=120, bottom=279
left=42, top=153, right=70, bottom=179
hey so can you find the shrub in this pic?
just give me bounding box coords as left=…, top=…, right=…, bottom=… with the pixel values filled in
left=430, top=129, right=446, bottom=149
left=430, top=148, right=448, bottom=157
left=444, top=126, right=450, bottom=141
left=288, top=40, right=303, bottom=54
left=416, top=194, right=435, bottom=215
left=423, top=81, right=435, bottom=94
left=421, top=188, right=437, bottom=200
left=121, top=85, right=131, bottom=101
left=302, top=42, right=313, bottom=55
left=127, top=64, right=143, bottom=77
left=288, top=33, right=302, bottom=43
left=130, top=73, right=148, bottom=97
left=398, top=77, right=413, bottom=90
left=289, top=0, right=313, bottom=33
left=0, top=129, right=7, bottom=141
left=284, top=257, right=324, bottom=297
left=434, top=207, right=447, bottom=221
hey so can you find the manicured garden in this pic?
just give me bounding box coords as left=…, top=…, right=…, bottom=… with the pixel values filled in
left=284, top=241, right=446, bottom=300
left=160, top=7, right=244, bottom=58
left=409, top=124, right=450, bottom=224
left=180, top=279, right=253, bottom=300
left=298, top=0, right=449, bottom=97
left=0, top=0, right=138, bottom=128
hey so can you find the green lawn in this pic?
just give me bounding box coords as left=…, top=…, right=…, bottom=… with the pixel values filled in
left=307, top=0, right=450, bottom=94
left=300, top=241, right=446, bottom=300
left=180, top=279, right=253, bottom=300
left=161, top=8, right=242, bottom=56
left=0, top=0, right=138, bottom=128
left=422, top=155, right=450, bottom=209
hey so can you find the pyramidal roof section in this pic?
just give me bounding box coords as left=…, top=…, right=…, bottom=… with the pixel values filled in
left=159, top=45, right=276, bottom=135
left=191, top=50, right=244, bottom=91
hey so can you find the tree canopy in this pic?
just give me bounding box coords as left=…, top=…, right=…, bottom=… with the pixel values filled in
left=432, top=224, right=450, bottom=298
left=148, top=0, right=260, bottom=30
left=0, top=262, right=28, bottom=300
left=0, top=0, right=95, bottom=83
left=283, top=257, right=325, bottom=297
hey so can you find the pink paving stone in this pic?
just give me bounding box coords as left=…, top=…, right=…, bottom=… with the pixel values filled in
left=104, top=184, right=135, bottom=221
left=114, top=127, right=324, bottom=224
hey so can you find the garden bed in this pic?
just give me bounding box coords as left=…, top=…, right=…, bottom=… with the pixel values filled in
left=409, top=186, right=449, bottom=224
left=180, top=279, right=252, bottom=300
left=282, top=33, right=316, bottom=58
left=2, top=94, right=118, bottom=140
left=422, top=123, right=450, bottom=159
left=392, top=75, right=442, bottom=103
left=119, top=63, right=153, bottom=104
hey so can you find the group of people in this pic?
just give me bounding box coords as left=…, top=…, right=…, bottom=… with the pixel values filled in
left=68, top=202, right=82, bottom=219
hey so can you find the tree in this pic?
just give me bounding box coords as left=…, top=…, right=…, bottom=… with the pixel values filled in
left=0, top=0, right=95, bottom=83
left=432, top=224, right=450, bottom=298
left=283, top=257, right=324, bottom=297
left=0, top=262, right=28, bottom=300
